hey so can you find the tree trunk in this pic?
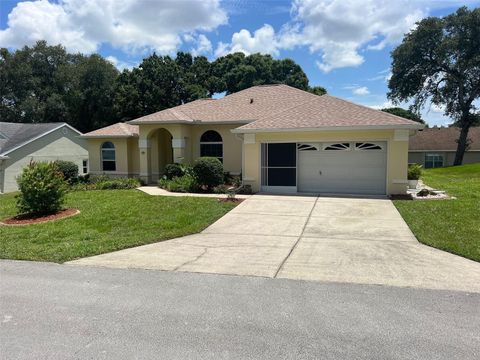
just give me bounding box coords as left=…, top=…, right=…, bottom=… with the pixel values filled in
left=453, top=124, right=471, bottom=165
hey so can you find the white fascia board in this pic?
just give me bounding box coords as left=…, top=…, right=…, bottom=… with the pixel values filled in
left=231, top=124, right=425, bottom=134
left=1, top=123, right=82, bottom=156
left=81, top=135, right=138, bottom=139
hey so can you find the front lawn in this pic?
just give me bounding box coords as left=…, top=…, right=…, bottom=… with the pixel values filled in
left=0, top=190, right=236, bottom=263
left=394, top=163, right=480, bottom=262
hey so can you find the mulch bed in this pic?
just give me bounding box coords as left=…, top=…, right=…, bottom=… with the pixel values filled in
left=1, top=208, right=80, bottom=225
left=218, top=198, right=244, bottom=203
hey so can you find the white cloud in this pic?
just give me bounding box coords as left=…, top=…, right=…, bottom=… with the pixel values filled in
left=214, top=0, right=426, bottom=71
left=430, top=103, right=445, bottom=113
left=286, top=0, right=426, bottom=72
left=369, top=100, right=395, bottom=110
left=191, top=34, right=213, bottom=56
left=105, top=56, right=136, bottom=71
left=352, top=86, right=370, bottom=96
left=368, top=69, right=392, bottom=82
left=214, top=24, right=279, bottom=57
left=0, top=0, right=227, bottom=55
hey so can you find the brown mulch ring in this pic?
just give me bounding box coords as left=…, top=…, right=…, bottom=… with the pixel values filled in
left=1, top=208, right=80, bottom=226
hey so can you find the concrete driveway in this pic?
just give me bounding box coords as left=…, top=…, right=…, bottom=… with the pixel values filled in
left=68, top=195, right=480, bottom=292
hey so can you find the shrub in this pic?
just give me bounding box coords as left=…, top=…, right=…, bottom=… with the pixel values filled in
left=16, top=161, right=66, bottom=215
left=213, top=184, right=229, bottom=194
left=159, top=174, right=198, bottom=193
left=54, top=160, right=79, bottom=183
left=94, top=178, right=140, bottom=190
left=193, top=157, right=224, bottom=189
left=71, top=176, right=140, bottom=191
left=164, top=163, right=184, bottom=180
left=408, top=164, right=422, bottom=180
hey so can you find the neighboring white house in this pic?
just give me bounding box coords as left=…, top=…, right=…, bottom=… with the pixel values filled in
left=0, top=122, right=88, bottom=193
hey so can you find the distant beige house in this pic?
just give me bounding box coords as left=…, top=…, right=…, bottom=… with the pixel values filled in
left=82, top=84, right=424, bottom=195
left=0, top=122, right=88, bottom=193
left=409, top=127, right=480, bottom=168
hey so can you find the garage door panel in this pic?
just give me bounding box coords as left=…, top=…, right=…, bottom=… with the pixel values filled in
left=298, top=142, right=387, bottom=195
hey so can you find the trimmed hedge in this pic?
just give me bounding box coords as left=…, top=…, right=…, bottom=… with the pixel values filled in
left=71, top=176, right=141, bottom=191
left=193, top=157, right=224, bottom=189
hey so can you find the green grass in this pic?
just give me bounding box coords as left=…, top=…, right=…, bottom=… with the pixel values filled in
left=394, top=163, right=480, bottom=262
left=0, top=190, right=236, bottom=263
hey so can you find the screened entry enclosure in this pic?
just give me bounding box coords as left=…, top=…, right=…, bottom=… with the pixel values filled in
left=261, top=141, right=387, bottom=195
left=261, top=143, right=297, bottom=192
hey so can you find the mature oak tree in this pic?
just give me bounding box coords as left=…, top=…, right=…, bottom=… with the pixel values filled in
left=388, top=7, right=480, bottom=165
left=381, top=107, right=425, bottom=124
left=0, top=41, right=118, bottom=132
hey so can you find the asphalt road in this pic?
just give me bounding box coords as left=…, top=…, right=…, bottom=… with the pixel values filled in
left=1, top=260, right=479, bottom=360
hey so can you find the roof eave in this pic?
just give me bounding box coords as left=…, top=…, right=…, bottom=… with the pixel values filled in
left=231, top=123, right=425, bottom=134
left=81, top=134, right=139, bottom=139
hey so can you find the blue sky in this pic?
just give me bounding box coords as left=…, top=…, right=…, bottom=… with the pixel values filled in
left=1, top=0, right=478, bottom=125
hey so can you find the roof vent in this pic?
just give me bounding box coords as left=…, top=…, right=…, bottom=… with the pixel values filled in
left=250, top=98, right=254, bottom=104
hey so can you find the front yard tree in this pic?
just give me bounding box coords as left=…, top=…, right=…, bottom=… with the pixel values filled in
left=388, top=7, right=480, bottom=165
left=381, top=107, right=425, bottom=124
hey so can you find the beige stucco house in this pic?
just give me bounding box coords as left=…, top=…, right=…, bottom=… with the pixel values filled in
left=409, top=126, right=480, bottom=168
left=82, top=84, right=424, bottom=195
left=0, top=122, right=88, bottom=193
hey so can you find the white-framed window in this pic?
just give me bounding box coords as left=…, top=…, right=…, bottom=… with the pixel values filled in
left=101, top=141, right=116, bottom=171
left=323, top=142, right=351, bottom=151
left=200, top=130, right=223, bottom=162
left=82, top=159, right=88, bottom=174
left=355, top=142, right=383, bottom=150
left=297, top=143, right=319, bottom=151
left=425, top=153, right=444, bottom=168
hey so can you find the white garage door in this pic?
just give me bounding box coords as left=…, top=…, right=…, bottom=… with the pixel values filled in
left=298, top=142, right=387, bottom=195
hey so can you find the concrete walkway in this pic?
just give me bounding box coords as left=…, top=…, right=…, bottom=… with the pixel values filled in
left=137, top=186, right=252, bottom=199
left=68, top=194, right=480, bottom=293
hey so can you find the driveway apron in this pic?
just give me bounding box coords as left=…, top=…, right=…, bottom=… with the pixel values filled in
left=68, top=194, right=480, bottom=292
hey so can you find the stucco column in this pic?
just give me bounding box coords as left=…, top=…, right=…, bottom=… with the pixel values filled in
left=172, top=138, right=186, bottom=164
left=388, top=129, right=410, bottom=194
left=139, top=138, right=151, bottom=184
left=242, top=134, right=260, bottom=192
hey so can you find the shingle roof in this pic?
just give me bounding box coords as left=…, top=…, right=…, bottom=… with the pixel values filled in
left=0, top=122, right=76, bottom=155
left=130, top=85, right=324, bottom=124
left=128, top=84, right=422, bottom=131
left=82, top=122, right=139, bottom=138
left=409, top=127, right=480, bottom=151
left=236, top=94, right=422, bottom=131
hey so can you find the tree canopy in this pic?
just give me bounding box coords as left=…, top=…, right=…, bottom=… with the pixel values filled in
left=388, top=7, right=480, bottom=165
left=381, top=107, right=425, bottom=124
left=1, top=41, right=326, bottom=131
left=0, top=41, right=118, bottom=132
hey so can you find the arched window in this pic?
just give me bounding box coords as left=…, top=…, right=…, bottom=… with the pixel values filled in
left=200, top=130, right=223, bottom=162
left=101, top=141, right=116, bottom=171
